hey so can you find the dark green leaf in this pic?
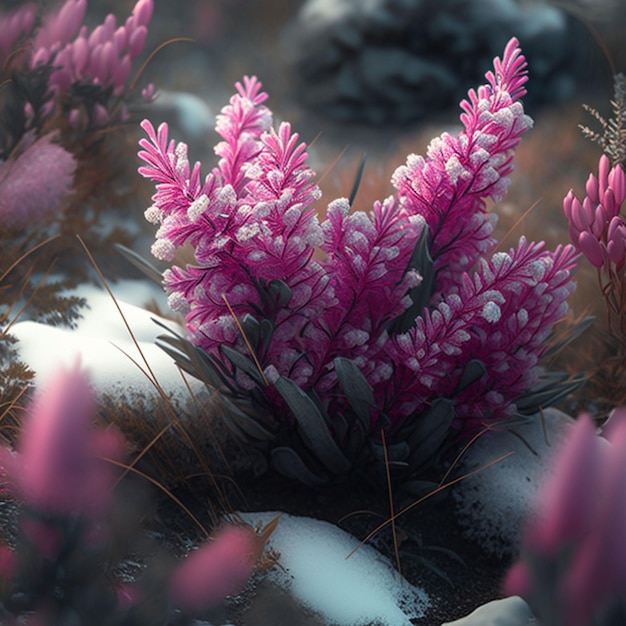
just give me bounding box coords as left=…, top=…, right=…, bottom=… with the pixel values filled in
left=273, top=376, right=351, bottom=475
left=334, top=357, right=376, bottom=431
left=515, top=372, right=586, bottom=414
left=388, top=224, right=435, bottom=335
left=543, top=316, right=595, bottom=359
left=220, top=345, right=265, bottom=386
left=344, top=420, right=367, bottom=461
left=454, top=359, right=486, bottom=394
left=271, top=447, right=327, bottom=487
left=407, top=398, right=456, bottom=471
left=259, top=318, right=274, bottom=353
left=371, top=440, right=410, bottom=462
left=349, top=154, right=367, bottom=206
left=220, top=399, right=275, bottom=441
left=268, top=279, right=292, bottom=308
left=114, top=243, right=164, bottom=284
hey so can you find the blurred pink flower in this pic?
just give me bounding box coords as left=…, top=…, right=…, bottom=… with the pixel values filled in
left=505, top=412, right=626, bottom=625
left=0, top=132, right=75, bottom=227
left=0, top=361, right=123, bottom=516
left=169, top=525, right=257, bottom=613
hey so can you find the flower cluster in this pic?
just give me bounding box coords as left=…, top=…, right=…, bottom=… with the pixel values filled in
left=0, top=0, right=154, bottom=227
left=505, top=411, right=626, bottom=626
left=564, top=154, right=626, bottom=270
left=0, top=363, right=259, bottom=624
left=139, top=38, right=579, bottom=480
left=29, top=0, right=154, bottom=129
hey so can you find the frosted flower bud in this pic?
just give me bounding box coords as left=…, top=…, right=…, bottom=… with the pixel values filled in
left=482, top=301, right=502, bottom=323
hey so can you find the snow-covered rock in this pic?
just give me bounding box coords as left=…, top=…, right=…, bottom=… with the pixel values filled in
left=452, top=408, right=575, bottom=557
left=238, top=511, right=430, bottom=626
left=441, top=595, right=536, bottom=626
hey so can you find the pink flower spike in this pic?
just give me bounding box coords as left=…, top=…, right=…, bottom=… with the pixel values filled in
left=524, top=415, right=603, bottom=554
left=169, top=526, right=257, bottom=613
left=577, top=230, right=605, bottom=268
left=20, top=361, right=96, bottom=514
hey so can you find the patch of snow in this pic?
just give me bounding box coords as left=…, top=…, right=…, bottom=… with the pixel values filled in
left=10, top=280, right=202, bottom=405
left=441, top=596, right=536, bottom=626
left=238, top=511, right=429, bottom=626
left=452, top=408, right=574, bottom=557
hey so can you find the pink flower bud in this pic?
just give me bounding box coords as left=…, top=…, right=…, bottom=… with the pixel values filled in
left=132, top=0, right=154, bottom=28
left=128, top=25, right=147, bottom=59
left=102, top=13, right=117, bottom=40
left=98, top=40, right=117, bottom=82
left=585, top=172, right=599, bottom=204
left=113, top=25, right=127, bottom=52
left=607, top=217, right=626, bottom=268
left=88, top=24, right=104, bottom=48
left=169, top=526, right=257, bottom=613
left=578, top=230, right=605, bottom=267
left=598, top=153, right=610, bottom=198
left=112, top=54, right=131, bottom=93
left=592, top=203, right=608, bottom=238
left=93, top=103, right=109, bottom=126
left=30, top=47, right=50, bottom=67
left=68, top=107, right=83, bottom=129
left=71, top=35, right=89, bottom=75
left=602, top=187, right=617, bottom=219
left=55, top=0, right=87, bottom=45
left=141, top=82, right=155, bottom=101
left=609, top=163, right=626, bottom=207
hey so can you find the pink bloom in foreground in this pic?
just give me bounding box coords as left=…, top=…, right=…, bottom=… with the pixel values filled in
left=504, top=413, right=626, bottom=625
left=169, top=525, right=257, bottom=613
left=0, top=362, right=123, bottom=516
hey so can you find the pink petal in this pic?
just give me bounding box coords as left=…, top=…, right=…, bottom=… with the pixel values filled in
left=577, top=231, right=605, bottom=268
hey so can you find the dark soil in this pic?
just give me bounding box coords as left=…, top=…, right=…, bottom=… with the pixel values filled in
left=149, top=455, right=513, bottom=626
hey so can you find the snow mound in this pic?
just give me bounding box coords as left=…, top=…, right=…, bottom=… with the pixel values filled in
left=10, top=280, right=202, bottom=405
left=238, top=511, right=429, bottom=626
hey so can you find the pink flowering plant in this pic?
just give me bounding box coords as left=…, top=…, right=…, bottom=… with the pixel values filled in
left=0, top=362, right=259, bottom=625
left=138, top=38, right=582, bottom=486
left=562, top=73, right=626, bottom=411
left=504, top=410, right=626, bottom=626
left=0, top=0, right=154, bottom=229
